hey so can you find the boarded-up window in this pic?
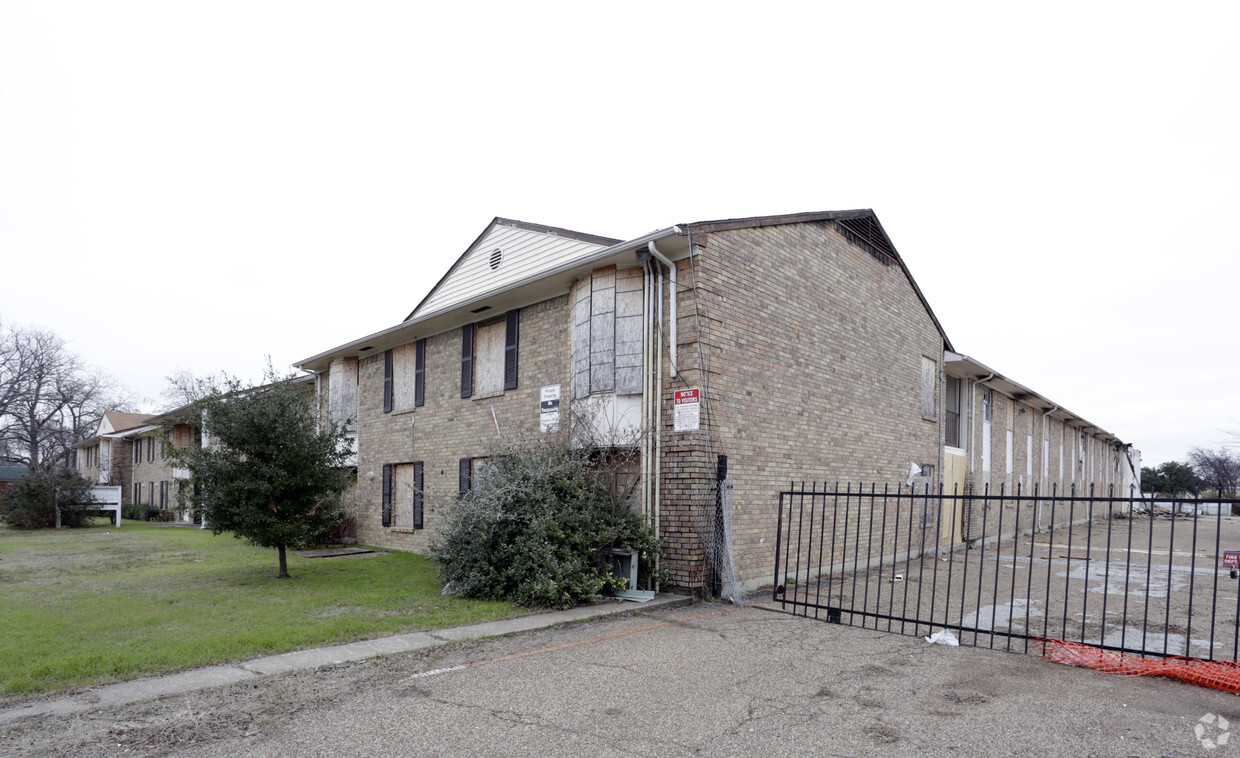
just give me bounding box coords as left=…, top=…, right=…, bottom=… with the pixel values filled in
left=921, top=357, right=937, bottom=419
left=393, top=463, right=416, bottom=527
left=329, top=357, right=360, bottom=428
left=472, top=457, right=492, bottom=488
left=475, top=320, right=506, bottom=395
left=464, top=310, right=518, bottom=399
left=392, top=344, right=417, bottom=411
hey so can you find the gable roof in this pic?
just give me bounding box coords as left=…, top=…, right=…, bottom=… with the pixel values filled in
left=680, top=209, right=952, bottom=351
left=104, top=411, right=153, bottom=434
left=405, top=218, right=621, bottom=322
left=297, top=209, right=952, bottom=371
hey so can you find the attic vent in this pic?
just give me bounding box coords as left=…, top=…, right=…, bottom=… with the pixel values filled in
left=489, top=249, right=503, bottom=270
left=835, top=217, right=897, bottom=266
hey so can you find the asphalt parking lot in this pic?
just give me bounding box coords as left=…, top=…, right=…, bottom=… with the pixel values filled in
left=5, top=601, right=1239, bottom=757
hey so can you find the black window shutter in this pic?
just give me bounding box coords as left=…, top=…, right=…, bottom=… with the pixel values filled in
left=414, top=339, right=425, bottom=407
left=504, top=309, right=519, bottom=391
left=459, top=457, right=471, bottom=496
left=383, top=349, right=394, bottom=413
left=413, top=461, right=424, bottom=530
left=381, top=464, right=392, bottom=527
left=460, top=324, right=474, bottom=398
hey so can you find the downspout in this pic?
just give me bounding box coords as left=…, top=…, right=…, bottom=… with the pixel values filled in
left=653, top=258, right=664, bottom=549
left=641, top=264, right=652, bottom=524
left=647, top=240, right=677, bottom=378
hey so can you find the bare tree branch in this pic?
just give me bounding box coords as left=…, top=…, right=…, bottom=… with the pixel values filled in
left=1188, top=447, right=1240, bottom=498
left=0, top=320, right=136, bottom=471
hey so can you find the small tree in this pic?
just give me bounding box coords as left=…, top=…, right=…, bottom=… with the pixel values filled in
left=169, top=372, right=352, bottom=579
left=0, top=469, right=98, bottom=529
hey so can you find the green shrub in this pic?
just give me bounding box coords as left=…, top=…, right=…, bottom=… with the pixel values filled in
left=0, top=470, right=98, bottom=529
left=430, top=432, right=659, bottom=610
left=122, top=503, right=161, bottom=521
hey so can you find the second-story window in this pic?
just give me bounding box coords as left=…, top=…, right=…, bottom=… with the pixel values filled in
left=383, top=339, right=426, bottom=414
left=461, top=310, right=518, bottom=399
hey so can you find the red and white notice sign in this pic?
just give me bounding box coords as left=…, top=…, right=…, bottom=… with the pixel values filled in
left=674, top=388, right=700, bottom=432
left=1225, top=551, right=1240, bottom=569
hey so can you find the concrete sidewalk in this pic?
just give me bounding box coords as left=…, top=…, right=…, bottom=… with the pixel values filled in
left=0, top=593, right=691, bottom=727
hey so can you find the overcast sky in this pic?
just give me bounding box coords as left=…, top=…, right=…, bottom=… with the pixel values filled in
left=2, top=2, right=1236, bottom=468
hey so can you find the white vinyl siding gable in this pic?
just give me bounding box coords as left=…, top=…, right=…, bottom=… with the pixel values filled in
left=412, top=225, right=610, bottom=319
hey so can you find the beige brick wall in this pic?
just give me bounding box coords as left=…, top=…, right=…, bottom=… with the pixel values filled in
left=665, top=221, right=945, bottom=588
left=129, top=424, right=197, bottom=514
left=336, top=218, right=1124, bottom=594
left=130, top=434, right=177, bottom=509
left=352, top=296, right=572, bottom=552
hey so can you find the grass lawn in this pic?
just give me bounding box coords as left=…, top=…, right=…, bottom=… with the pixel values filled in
left=0, top=519, right=526, bottom=701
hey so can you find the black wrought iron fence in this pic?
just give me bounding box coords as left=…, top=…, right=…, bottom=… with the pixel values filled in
left=772, top=482, right=1240, bottom=661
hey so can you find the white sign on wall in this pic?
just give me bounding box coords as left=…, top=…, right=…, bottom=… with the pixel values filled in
left=674, top=388, right=700, bottom=432
left=540, top=385, right=561, bottom=433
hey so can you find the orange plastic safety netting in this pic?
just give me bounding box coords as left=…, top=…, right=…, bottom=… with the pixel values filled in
left=1036, top=638, right=1240, bottom=695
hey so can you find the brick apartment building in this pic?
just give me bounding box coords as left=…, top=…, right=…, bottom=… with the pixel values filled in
left=74, top=410, right=200, bottom=517
left=296, top=210, right=1135, bottom=593
left=73, top=411, right=152, bottom=505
